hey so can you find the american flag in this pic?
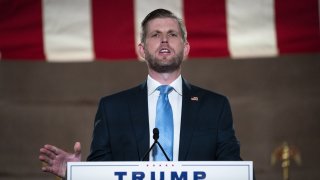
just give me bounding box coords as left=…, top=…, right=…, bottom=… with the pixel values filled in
left=0, top=0, right=319, bottom=62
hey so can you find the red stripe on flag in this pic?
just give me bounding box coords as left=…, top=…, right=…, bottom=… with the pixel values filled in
left=0, top=0, right=45, bottom=60
left=184, top=0, right=229, bottom=58
left=275, top=0, right=320, bottom=54
left=92, top=0, right=136, bottom=60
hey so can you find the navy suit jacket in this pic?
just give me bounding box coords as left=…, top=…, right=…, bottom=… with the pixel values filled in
left=87, top=79, right=241, bottom=161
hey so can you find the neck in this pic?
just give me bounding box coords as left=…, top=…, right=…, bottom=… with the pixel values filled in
left=148, top=68, right=181, bottom=85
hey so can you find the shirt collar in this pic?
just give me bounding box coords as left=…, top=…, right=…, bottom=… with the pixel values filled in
left=147, top=75, right=183, bottom=96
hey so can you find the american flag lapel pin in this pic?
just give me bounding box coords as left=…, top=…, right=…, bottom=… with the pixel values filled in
left=191, top=96, right=198, bottom=101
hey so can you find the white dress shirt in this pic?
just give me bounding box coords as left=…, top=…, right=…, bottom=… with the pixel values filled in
left=147, top=75, right=182, bottom=161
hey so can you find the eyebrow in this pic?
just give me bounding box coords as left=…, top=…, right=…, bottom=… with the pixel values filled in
left=149, top=29, right=179, bottom=34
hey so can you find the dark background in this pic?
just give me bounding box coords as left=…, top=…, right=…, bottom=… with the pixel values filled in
left=0, top=53, right=319, bottom=180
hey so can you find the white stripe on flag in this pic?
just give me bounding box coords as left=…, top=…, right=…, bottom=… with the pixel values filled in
left=43, top=0, right=94, bottom=62
left=226, top=0, right=278, bottom=58
left=134, top=0, right=183, bottom=59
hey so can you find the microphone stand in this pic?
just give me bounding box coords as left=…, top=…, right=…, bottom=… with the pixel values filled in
left=155, top=141, right=170, bottom=161
left=141, top=140, right=157, bottom=161
left=141, top=128, right=171, bottom=161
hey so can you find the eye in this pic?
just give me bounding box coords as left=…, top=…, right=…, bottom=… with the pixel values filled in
left=168, top=32, right=178, bottom=37
left=151, top=33, right=159, bottom=38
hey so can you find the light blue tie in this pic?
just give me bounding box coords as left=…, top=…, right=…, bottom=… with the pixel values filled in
left=153, top=85, right=174, bottom=161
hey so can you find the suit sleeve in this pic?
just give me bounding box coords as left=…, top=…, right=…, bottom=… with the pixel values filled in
left=87, top=98, right=113, bottom=161
left=215, top=97, right=242, bottom=161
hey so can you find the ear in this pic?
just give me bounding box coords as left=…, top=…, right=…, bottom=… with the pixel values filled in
left=138, top=43, right=146, bottom=60
left=183, top=42, right=190, bottom=59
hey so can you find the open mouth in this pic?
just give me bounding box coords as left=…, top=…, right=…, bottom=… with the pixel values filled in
left=159, top=48, right=171, bottom=54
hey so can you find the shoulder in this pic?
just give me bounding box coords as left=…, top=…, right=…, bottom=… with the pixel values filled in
left=99, top=82, right=146, bottom=104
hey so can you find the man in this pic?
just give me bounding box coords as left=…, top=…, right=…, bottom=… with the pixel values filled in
left=39, top=8, right=241, bottom=178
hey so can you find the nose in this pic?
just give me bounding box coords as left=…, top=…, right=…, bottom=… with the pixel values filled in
left=161, top=36, right=168, bottom=43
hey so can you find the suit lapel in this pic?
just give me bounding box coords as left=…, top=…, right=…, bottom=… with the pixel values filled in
left=128, top=82, right=150, bottom=161
left=179, top=79, right=200, bottom=160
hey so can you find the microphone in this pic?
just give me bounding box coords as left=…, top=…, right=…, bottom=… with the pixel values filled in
left=141, top=128, right=171, bottom=161
left=141, top=128, right=159, bottom=161
left=153, top=128, right=159, bottom=141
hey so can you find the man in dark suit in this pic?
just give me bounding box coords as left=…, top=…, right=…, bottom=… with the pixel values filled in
left=39, top=8, right=241, bottom=178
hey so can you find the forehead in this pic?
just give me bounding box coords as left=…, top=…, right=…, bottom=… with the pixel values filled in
left=146, top=17, right=180, bottom=33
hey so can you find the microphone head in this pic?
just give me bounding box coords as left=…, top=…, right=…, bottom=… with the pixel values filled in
left=153, top=128, right=159, bottom=141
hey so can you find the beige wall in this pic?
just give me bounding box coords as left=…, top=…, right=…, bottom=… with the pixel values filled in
left=0, top=54, right=319, bottom=180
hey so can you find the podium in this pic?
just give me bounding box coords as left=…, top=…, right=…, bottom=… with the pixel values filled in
left=67, top=161, right=253, bottom=180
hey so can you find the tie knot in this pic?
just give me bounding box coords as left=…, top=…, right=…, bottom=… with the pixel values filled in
left=157, top=85, right=173, bottom=95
